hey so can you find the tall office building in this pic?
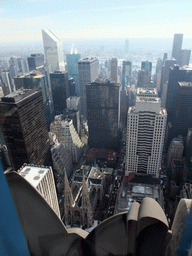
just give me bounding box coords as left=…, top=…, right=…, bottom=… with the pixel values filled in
left=14, top=73, right=54, bottom=126
left=42, top=30, right=65, bottom=73
left=126, top=93, right=167, bottom=177
left=19, top=164, right=61, bottom=219
left=27, top=53, right=44, bottom=71
left=110, top=58, right=118, bottom=83
left=178, top=49, right=191, bottom=67
left=159, top=59, right=177, bottom=98
left=49, top=71, right=69, bottom=115
left=137, top=70, right=152, bottom=88
left=78, top=57, right=99, bottom=118
left=122, top=61, right=131, bottom=88
left=141, top=61, right=152, bottom=72
left=0, top=71, right=13, bottom=95
left=17, top=58, right=29, bottom=75
left=167, top=81, right=192, bottom=145
left=66, top=53, right=81, bottom=96
left=86, top=78, right=120, bottom=150
left=172, top=34, right=183, bottom=61
left=0, top=89, right=50, bottom=171
left=166, top=65, right=192, bottom=122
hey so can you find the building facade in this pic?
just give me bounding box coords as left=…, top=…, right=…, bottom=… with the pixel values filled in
left=167, top=136, right=184, bottom=168
left=0, top=89, right=50, bottom=171
left=14, top=73, right=54, bottom=126
left=42, top=29, right=65, bottom=73
left=19, top=164, right=61, bottom=219
left=50, top=116, right=84, bottom=163
left=122, top=61, right=131, bottom=88
left=110, top=58, right=118, bottom=83
left=66, top=53, right=81, bottom=96
left=126, top=95, right=167, bottom=177
left=78, top=57, right=99, bottom=118
left=178, top=49, right=191, bottom=67
left=86, top=78, right=120, bottom=150
left=50, top=71, right=70, bottom=115
left=172, top=34, right=183, bottom=61
left=27, top=53, right=44, bottom=71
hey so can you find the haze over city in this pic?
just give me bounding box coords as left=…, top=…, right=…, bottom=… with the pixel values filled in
left=1, top=0, right=192, bottom=43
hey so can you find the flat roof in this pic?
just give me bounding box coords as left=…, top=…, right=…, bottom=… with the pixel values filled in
left=136, top=96, right=160, bottom=103
left=1, top=89, right=37, bottom=103
left=137, top=87, right=157, bottom=95
left=19, top=165, right=50, bottom=187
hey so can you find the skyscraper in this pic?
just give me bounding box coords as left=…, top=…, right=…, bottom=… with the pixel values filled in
left=27, top=53, right=44, bottom=71
left=49, top=71, right=69, bottom=115
left=166, top=65, right=192, bottom=122
left=172, top=34, right=183, bottom=61
left=167, top=81, right=192, bottom=145
left=110, top=58, right=118, bottom=83
left=42, top=30, right=65, bottom=73
left=122, top=61, right=131, bottom=88
left=178, top=49, right=191, bottom=67
left=86, top=78, right=120, bottom=150
left=159, top=59, right=177, bottom=98
left=141, top=61, right=152, bottom=72
left=14, top=73, right=54, bottom=126
left=0, top=89, right=50, bottom=171
left=126, top=92, right=167, bottom=177
left=137, top=70, right=152, bottom=88
left=78, top=57, right=99, bottom=118
left=66, top=53, right=81, bottom=96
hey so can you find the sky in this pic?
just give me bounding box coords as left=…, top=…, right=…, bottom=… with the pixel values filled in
left=0, top=0, right=192, bottom=43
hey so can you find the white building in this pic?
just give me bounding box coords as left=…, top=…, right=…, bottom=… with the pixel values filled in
left=18, top=164, right=61, bottom=219
left=49, top=132, right=73, bottom=178
left=66, top=96, right=80, bottom=111
left=42, top=29, right=65, bottom=73
left=50, top=116, right=84, bottom=163
left=126, top=95, right=167, bottom=178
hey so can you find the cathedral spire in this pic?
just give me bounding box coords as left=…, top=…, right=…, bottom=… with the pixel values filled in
left=64, top=170, right=73, bottom=225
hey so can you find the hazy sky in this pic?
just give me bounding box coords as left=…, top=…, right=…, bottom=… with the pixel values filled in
left=0, top=0, right=192, bottom=43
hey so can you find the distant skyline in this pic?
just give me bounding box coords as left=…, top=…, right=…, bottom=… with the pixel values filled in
left=0, top=0, right=192, bottom=43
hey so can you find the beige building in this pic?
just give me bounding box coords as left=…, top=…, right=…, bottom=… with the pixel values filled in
left=18, top=164, right=61, bottom=219
left=126, top=95, right=167, bottom=177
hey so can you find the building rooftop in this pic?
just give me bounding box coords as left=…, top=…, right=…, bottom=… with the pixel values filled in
left=78, top=57, right=98, bottom=63
left=137, top=87, right=157, bottom=96
left=179, top=82, right=192, bottom=87
left=1, top=89, right=37, bottom=103
left=19, top=165, right=50, bottom=187
left=42, top=29, right=60, bottom=42
left=136, top=96, right=160, bottom=103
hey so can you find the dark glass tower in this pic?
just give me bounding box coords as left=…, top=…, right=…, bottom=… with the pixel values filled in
left=66, top=53, right=81, bottom=96
left=0, top=89, right=50, bottom=171
left=50, top=71, right=69, bottom=115
left=86, top=78, right=120, bottom=150
left=172, top=34, right=183, bottom=61
left=165, top=65, right=192, bottom=146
